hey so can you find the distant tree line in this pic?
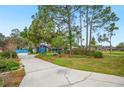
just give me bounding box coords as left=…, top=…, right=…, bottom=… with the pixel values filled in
left=0, top=5, right=120, bottom=54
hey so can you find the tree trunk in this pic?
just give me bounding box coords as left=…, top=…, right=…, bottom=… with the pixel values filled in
left=66, top=6, right=72, bottom=55
left=80, top=8, right=83, bottom=47
left=34, top=43, right=39, bottom=53
left=86, top=6, right=89, bottom=51
left=77, top=35, right=80, bottom=46
left=110, top=36, right=112, bottom=54
left=10, top=52, right=12, bottom=59
left=89, top=17, right=93, bottom=51
left=37, top=47, right=39, bottom=53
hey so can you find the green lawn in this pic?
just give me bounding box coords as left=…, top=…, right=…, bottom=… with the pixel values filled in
left=37, top=51, right=124, bottom=77
left=103, top=51, right=124, bottom=56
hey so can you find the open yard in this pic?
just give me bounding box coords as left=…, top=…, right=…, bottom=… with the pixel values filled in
left=36, top=51, right=124, bottom=77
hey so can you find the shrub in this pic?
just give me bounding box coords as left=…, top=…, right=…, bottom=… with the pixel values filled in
left=28, top=47, right=33, bottom=53
left=47, top=53, right=53, bottom=57
left=93, top=51, right=103, bottom=58
left=0, top=58, right=6, bottom=72
left=0, top=51, right=17, bottom=58
left=0, top=78, right=4, bottom=87
left=85, top=51, right=95, bottom=56
left=5, top=59, right=20, bottom=71
left=72, top=48, right=85, bottom=55
left=0, top=58, right=20, bottom=72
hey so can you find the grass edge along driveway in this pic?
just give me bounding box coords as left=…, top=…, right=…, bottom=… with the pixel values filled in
left=36, top=53, right=124, bottom=77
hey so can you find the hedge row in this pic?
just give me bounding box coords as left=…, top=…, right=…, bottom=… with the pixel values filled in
left=72, top=48, right=103, bottom=58
left=0, top=51, right=17, bottom=59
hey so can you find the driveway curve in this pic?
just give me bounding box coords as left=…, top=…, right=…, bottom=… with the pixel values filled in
left=19, top=54, right=124, bottom=87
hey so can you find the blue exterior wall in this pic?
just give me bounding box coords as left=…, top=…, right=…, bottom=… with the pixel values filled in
left=16, top=49, right=29, bottom=53
left=39, top=47, right=46, bottom=53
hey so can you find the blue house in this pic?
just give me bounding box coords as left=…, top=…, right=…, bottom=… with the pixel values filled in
left=39, top=43, right=49, bottom=54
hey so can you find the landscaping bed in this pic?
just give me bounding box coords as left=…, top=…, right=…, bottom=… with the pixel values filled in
left=0, top=65, right=25, bottom=87
left=0, top=51, right=25, bottom=87
left=0, top=78, right=4, bottom=87
left=36, top=52, right=124, bottom=77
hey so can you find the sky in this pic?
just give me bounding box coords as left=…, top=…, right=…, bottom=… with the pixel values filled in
left=109, top=5, right=124, bottom=46
left=0, top=5, right=124, bottom=46
left=0, top=5, right=37, bottom=36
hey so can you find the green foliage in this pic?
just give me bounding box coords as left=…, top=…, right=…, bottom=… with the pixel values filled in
left=116, top=42, right=124, bottom=48
left=72, top=48, right=85, bottom=55
left=93, top=51, right=103, bottom=58
left=37, top=51, right=124, bottom=76
left=0, top=33, right=5, bottom=47
left=47, top=53, right=53, bottom=57
left=10, top=28, right=20, bottom=38
left=10, top=28, right=28, bottom=49
left=91, top=37, right=96, bottom=46
left=52, top=55, right=124, bottom=76
left=16, top=5, right=120, bottom=55
left=0, top=58, right=20, bottom=72
left=27, top=6, right=56, bottom=48
left=5, top=59, right=20, bottom=71
left=72, top=48, right=103, bottom=58
left=52, top=48, right=62, bottom=54
left=85, top=51, right=95, bottom=56
left=28, top=47, right=33, bottom=53
left=51, top=36, right=64, bottom=48
left=0, top=78, right=4, bottom=87
left=103, top=51, right=124, bottom=56
left=0, top=51, right=17, bottom=59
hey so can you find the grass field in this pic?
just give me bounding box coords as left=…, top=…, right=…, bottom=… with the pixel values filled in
left=36, top=51, right=124, bottom=77
left=103, top=51, right=124, bottom=56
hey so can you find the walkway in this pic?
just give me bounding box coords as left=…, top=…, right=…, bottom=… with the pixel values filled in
left=19, top=54, right=124, bottom=87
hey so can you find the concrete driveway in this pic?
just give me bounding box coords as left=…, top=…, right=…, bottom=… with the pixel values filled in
left=19, top=54, right=124, bottom=87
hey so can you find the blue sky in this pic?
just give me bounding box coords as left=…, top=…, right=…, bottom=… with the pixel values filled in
left=0, top=5, right=37, bottom=36
left=0, top=5, right=124, bottom=46
left=111, top=5, right=124, bottom=46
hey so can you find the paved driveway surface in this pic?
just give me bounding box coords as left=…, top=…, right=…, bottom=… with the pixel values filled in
left=19, top=54, right=124, bottom=87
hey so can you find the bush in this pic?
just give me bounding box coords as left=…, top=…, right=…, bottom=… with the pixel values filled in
left=47, top=53, right=53, bottom=57
left=93, top=51, right=103, bottom=58
left=65, top=48, right=103, bottom=58
left=72, top=48, right=85, bottom=55
left=0, top=58, right=20, bottom=72
left=0, top=78, right=4, bottom=87
left=85, top=51, right=95, bottom=56
left=0, top=51, right=17, bottom=58
left=28, top=47, right=33, bottom=53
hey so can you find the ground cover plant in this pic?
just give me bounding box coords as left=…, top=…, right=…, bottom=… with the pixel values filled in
left=0, top=58, right=20, bottom=73
left=0, top=51, right=17, bottom=59
left=0, top=51, right=25, bottom=87
left=0, top=78, right=4, bottom=87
